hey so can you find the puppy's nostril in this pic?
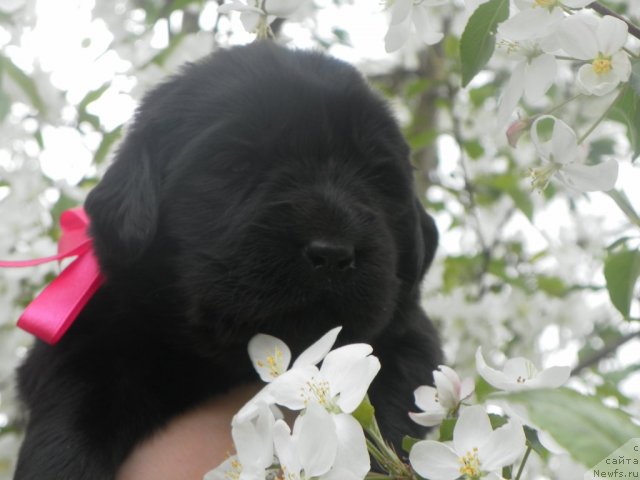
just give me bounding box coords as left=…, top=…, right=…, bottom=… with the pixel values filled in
left=305, top=240, right=355, bottom=271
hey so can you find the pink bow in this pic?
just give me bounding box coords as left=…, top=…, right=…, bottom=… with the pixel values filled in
left=0, top=207, right=104, bottom=344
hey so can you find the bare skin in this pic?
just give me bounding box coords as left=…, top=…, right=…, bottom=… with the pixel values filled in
left=116, top=383, right=262, bottom=480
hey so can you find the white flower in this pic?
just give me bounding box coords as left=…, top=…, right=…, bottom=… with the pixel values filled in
left=204, top=403, right=275, bottom=480
left=476, top=347, right=571, bottom=391
left=248, top=326, right=341, bottom=382
left=409, top=365, right=475, bottom=427
left=218, top=0, right=307, bottom=32
left=409, top=405, right=526, bottom=480
left=528, top=115, right=619, bottom=192
left=236, top=327, right=342, bottom=422
left=384, top=0, right=447, bottom=52
left=556, top=14, right=631, bottom=96
left=272, top=402, right=370, bottom=480
left=497, top=40, right=557, bottom=126
left=268, top=342, right=380, bottom=414
left=497, top=0, right=584, bottom=42
left=217, top=1, right=263, bottom=32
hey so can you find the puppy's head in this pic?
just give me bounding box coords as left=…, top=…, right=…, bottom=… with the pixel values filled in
left=85, top=42, right=437, bottom=346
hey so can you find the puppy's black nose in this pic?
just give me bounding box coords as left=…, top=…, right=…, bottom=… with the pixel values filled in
left=304, top=239, right=355, bottom=271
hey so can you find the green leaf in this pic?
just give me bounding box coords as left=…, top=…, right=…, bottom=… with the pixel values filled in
left=405, top=78, right=433, bottom=99
left=536, top=275, right=567, bottom=297
left=607, top=189, right=640, bottom=229
left=402, top=435, right=422, bottom=454
left=352, top=395, right=376, bottom=430
left=629, top=60, right=640, bottom=98
left=459, top=0, right=509, bottom=87
left=488, top=413, right=507, bottom=429
left=443, top=34, right=460, bottom=60
left=407, top=129, right=438, bottom=151
left=608, top=86, right=640, bottom=161
left=464, top=140, right=484, bottom=159
left=603, top=249, right=640, bottom=318
left=474, top=376, right=496, bottom=403
left=331, top=28, right=351, bottom=46
left=524, top=425, right=549, bottom=460
left=501, top=388, right=640, bottom=468
left=438, top=418, right=456, bottom=442
left=468, top=83, right=497, bottom=107
left=78, top=83, right=110, bottom=113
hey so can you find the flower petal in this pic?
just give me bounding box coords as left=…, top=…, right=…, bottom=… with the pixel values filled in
left=526, top=365, right=571, bottom=389
left=248, top=333, right=292, bottom=382
left=321, top=414, right=370, bottom=480
left=498, top=8, right=556, bottom=42
left=320, top=344, right=372, bottom=390
left=550, top=118, right=579, bottom=164
left=502, top=357, right=537, bottom=382
left=232, top=403, right=274, bottom=470
left=334, top=356, right=381, bottom=413
left=497, top=60, right=526, bottom=128
left=384, top=14, right=412, bottom=52
left=264, top=0, right=305, bottom=17
left=434, top=370, right=457, bottom=408
left=577, top=64, right=620, bottom=96
left=596, top=15, right=628, bottom=56
left=233, top=390, right=277, bottom=425
left=292, top=326, right=342, bottom=369
left=556, top=14, right=598, bottom=60
left=413, top=385, right=440, bottom=411
left=524, top=53, right=556, bottom=102
left=269, top=365, right=318, bottom=410
left=412, top=5, right=444, bottom=45
left=218, top=0, right=262, bottom=14
left=239, top=10, right=262, bottom=32
left=459, top=377, right=475, bottom=400
left=478, top=420, right=526, bottom=472
left=294, top=401, right=338, bottom=477
left=476, top=347, right=515, bottom=391
left=560, top=159, right=619, bottom=192
left=389, top=0, right=413, bottom=25
left=409, top=410, right=446, bottom=427
left=453, top=406, right=493, bottom=456
left=612, top=51, right=632, bottom=82
left=273, top=420, right=302, bottom=479
left=409, top=440, right=460, bottom=480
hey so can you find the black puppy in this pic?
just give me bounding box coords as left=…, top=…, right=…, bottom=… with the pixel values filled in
left=15, top=42, right=442, bottom=479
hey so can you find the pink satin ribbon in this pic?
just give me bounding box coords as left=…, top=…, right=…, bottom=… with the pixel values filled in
left=0, top=207, right=104, bottom=344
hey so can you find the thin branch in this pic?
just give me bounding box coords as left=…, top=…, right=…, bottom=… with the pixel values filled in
left=572, top=329, right=640, bottom=376
left=515, top=446, right=533, bottom=480
left=589, top=2, right=640, bottom=41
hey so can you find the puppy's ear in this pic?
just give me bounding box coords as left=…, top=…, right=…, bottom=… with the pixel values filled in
left=415, top=199, right=438, bottom=278
left=84, top=133, right=159, bottom=271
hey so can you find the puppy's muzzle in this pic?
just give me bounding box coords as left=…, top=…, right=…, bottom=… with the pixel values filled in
left=304, top=239, right=356, bottom=272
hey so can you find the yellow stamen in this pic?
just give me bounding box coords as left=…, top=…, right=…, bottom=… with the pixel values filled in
left=223, top=458, right=242, bottom=480
left=256, top=347, right=286, bottom=378
left=459, top=447, right=481, bottom=478
left=592, top=55, right=612, bottom=74
left=528, top=162, right=560, bottom=192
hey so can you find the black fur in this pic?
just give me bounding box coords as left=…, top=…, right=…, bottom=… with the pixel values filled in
left=15, top=42, right=442, bottom=479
